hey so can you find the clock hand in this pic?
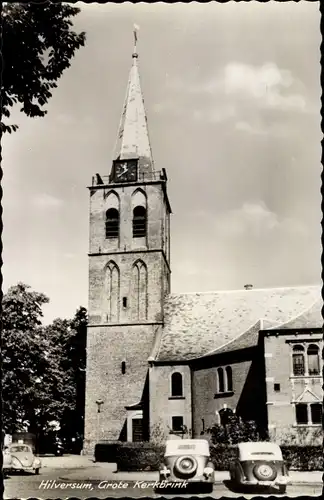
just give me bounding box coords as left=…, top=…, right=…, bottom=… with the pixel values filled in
left=117, top=164, right=128, bottom=177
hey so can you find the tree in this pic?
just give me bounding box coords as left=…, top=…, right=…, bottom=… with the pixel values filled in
left=2, top=283, right=88, bottom=451
left=2, top=283, right=50, bottom=433
left=2, top=2, right=86, bottom=133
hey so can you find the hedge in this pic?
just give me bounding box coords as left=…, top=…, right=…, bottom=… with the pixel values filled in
left=94, top=441, right=122, bottom=463
left=112, top=443, right=323, bottom=472
left=281, top=446, right=323, bottom=471
left=117, top=442, right=165, bottom=471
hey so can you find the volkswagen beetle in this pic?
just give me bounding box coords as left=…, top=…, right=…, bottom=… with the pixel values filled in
left=229, top=442, right=290, bottom=494
left=158, top=439, right=215, bottom=493
left=7, top=444, right=41, bottom=474
left=2, top=446, right=13, bottom=476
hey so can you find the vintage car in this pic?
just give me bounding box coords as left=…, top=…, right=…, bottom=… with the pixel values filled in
left=7, top=444, right=41, bottom=474
left=229, top=442, right=290, bottom=493
left=158, top=439, right=215, bottom=492
left=3, top=447, right=13, bottom=476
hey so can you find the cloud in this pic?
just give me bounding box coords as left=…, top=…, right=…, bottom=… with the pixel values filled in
left=32, top=193, right=64, bottom=208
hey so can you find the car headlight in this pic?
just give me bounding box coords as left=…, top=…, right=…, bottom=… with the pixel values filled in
left=34, top=458, right=41, bottom=466
left=203, top=466, right=214, bottom=477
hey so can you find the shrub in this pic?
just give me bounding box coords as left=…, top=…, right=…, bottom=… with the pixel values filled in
left=94, top=441, right=122, bottom=462
left=281, top=446, right=322, bottom=471
left=209, top=445, right=237, bottom=470
left=207, top=420, right=263, bottom=445
left=116, top=442, right=165, bottom=471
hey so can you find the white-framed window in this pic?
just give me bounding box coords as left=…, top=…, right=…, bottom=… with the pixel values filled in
left=291, top=342, right=321, bottom=377
left=216, top=366, right=233, bottom=393
left=295, top=403, right=322, bottom=425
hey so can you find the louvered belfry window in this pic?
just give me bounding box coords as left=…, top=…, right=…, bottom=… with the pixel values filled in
left=133, top=206, right=146, bottom=238
left=106, top=208, right=119, bottom=239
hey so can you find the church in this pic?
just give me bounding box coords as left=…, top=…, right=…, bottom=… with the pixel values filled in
left=83, top=35, right=322, bottom=453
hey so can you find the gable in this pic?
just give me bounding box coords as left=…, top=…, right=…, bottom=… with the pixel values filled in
left=295, top=388, right=322, bottom=404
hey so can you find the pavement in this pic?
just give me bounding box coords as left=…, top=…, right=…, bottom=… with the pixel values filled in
left=47, top=455, right=323, bottom=485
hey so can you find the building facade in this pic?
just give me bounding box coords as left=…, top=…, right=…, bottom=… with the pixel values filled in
left=83, top=39, right=322, bottom=452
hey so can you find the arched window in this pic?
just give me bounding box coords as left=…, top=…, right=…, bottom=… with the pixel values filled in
left=171, top=372, right=183, bottom=397
left=103, top=261, right=120, bottom=322
left=307, top=344, right=320, bottom=375
left=217, top=368, right=224, bottom=393
left=105, top=208, right=119, bottom=239
left=131, top=260, right=148, bottom=320
left=292, top=345, right=305, bottom=376
left=226, top=366, right=233, bottom=392
left=133, top=206, right=147, bottom=238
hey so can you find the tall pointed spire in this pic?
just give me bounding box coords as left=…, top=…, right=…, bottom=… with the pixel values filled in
left=112, top=26, right=154, bottom=175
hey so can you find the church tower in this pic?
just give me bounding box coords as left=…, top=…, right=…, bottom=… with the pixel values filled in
left=84, top=30, right=171, bottom=450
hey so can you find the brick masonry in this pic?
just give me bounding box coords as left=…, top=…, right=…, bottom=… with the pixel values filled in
left=84, top=180, right=170, bottom=452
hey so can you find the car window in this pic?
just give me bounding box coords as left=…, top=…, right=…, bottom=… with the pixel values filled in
left=177, top=444, right=196, bottom=450
left=10, top=445, right=30, bottom=453
left=251, top=452, right=274, bottom=455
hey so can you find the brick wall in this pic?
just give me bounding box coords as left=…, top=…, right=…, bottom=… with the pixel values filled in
left=192, top=348, right=267, bottom=436
left=264, top=333, right=323, bottom=445
left=149, top=365, right=192, bottom=441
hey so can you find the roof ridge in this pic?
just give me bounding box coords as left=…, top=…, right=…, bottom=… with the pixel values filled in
left=168, top=284, right=320, bottom=297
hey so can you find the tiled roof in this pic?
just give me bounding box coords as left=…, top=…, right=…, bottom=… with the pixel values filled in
left=155, top=286, right=320, bottom=362
left=201, top=318, right=280, bottom=359
left=273, top=298, right=323, bottom=330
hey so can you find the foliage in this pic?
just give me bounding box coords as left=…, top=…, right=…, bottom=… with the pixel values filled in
left=2, top=2, right=85, bottom=132
left=2, top=283, right=50, bottom=433
left=269, top=426, right=323, bottom=446
left=206, top=419, right=264, bottom=445
left=2, top=283, right=87, bottom=449
left=281, top=446, right=322, bottom=471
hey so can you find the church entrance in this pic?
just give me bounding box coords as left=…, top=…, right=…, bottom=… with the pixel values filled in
left=132, top=418, right=143, bottom=442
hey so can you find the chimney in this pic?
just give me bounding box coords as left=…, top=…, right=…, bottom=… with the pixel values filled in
left=244, top=284, right=253, bottom=290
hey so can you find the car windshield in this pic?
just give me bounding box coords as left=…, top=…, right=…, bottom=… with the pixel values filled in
left=10, top=445, right=30, bottom=453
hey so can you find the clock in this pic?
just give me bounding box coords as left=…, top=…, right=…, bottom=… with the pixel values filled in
left=113, top=160, right=138, bottom=183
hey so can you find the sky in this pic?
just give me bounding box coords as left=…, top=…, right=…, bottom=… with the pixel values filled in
left=2, top=2, right=322, bottom=324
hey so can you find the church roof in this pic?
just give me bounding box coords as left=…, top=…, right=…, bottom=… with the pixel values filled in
left=200, top=318, right=280, bottom=359
left=270, top=298, right=323, bottom=330
left=112, top=31, right=154, bottom=175
left=155, top=285, right=320, bottom=362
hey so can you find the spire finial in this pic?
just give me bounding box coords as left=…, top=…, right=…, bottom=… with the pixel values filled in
left=133, top=24, right=139, bottom=59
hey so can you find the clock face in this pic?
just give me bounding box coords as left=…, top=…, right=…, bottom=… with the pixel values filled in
left=114, top=160, right=138, bottom=182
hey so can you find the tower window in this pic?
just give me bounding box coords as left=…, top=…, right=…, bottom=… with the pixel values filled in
left=274, top=383, right=280, bottom=392
left=123, top=297, right=127, bottom=308
left=106, top=208, right=119, bottom=239
left=171, top=372, right=183, bottom=397
left=133, top=206, right=146, bottom=238
left=121, top=361, right=126, bottom=374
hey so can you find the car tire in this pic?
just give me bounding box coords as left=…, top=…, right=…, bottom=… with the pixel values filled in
left=203, top=483, right=213, bottom=494
left=34, top=468, right=40, bottom=475
left=253, top=463, right=277, bottom=482
left=279, top=485, right=286, bottom=494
